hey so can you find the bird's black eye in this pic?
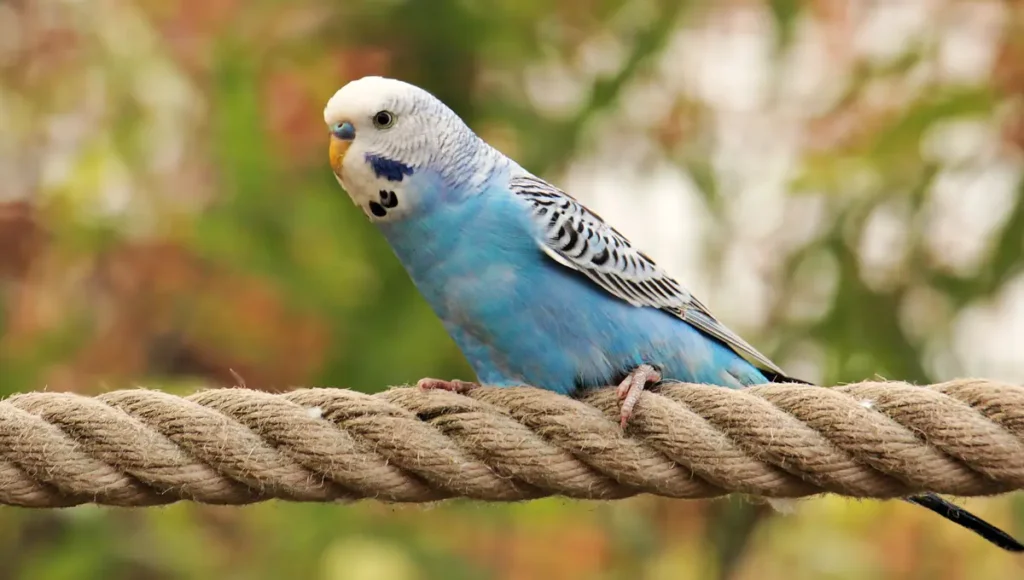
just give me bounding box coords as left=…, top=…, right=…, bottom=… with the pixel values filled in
left=372, top=110, right=395, bottom=129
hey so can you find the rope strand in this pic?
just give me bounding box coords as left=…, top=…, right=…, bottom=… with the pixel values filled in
left=0, top=379, right=1021, bottom=507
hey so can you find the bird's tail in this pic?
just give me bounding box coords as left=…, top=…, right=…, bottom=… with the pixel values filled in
left=757, top=372, right=1022, bottom=551
left=905, top=493, right=1023, bottom=552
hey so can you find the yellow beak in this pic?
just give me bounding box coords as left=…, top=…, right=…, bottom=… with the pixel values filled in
left=329, top=135, right=351, bottom=177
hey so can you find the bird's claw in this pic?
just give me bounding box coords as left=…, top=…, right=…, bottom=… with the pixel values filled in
left=616, top=364, right=661, bottom=429
left=417, top=377, right=479, bottom=394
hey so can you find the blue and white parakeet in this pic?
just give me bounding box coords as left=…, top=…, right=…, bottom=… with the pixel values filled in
left=322, top=76, right=1022, bottom=552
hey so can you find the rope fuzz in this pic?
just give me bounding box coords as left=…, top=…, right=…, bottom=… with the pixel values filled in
left=0, top=379, right=1022, bottom=507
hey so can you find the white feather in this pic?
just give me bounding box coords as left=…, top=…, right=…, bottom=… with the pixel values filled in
left=324, top=76, right=508, bottom=223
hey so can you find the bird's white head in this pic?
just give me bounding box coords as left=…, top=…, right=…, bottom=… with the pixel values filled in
left=323, top=76, right=505, bottom=222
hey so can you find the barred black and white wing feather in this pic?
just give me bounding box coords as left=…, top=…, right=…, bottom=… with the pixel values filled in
left=509, top=174, right=786, bottom=378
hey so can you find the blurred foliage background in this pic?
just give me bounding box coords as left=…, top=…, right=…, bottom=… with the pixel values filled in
left=2, top=0, right=1024, bottom=578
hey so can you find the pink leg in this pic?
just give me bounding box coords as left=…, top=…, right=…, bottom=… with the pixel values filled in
left=416, top=377, right=479, bottom=395
left=615, top=364, right=662, bottom=429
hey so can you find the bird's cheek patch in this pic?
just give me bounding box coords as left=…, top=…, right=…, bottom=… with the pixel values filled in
left=365, top=154, right=414, bottom=182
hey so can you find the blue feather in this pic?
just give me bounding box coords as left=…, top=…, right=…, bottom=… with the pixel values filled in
left=377, top=170, right=767, bottom=394
left=365, top=154, right=415, bottom=182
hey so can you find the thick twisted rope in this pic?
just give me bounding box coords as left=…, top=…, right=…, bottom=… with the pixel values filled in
left=0, top=379, right=1022, bottom=507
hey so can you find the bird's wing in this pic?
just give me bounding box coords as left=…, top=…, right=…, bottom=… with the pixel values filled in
left=509, top=173, right=786, bottom=377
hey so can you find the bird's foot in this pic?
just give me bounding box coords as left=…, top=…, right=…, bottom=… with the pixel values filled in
left=616, top=364, right=661, bottom=429
left=416, top=377, right=479, bottom=395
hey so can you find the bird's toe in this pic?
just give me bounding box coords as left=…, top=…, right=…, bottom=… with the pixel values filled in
left=417, top=377, right=478, bottom=394
left=617, top=364, right=662, bottom=429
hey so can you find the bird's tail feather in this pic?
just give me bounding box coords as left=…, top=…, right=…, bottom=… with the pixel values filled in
left=761, top=369, right=814, bottom=385
left=905, top=493, right=1023, bottom=552
left=748, top=370, right=1019, bottom=550
left=764, top=493, right=1021, bottom=551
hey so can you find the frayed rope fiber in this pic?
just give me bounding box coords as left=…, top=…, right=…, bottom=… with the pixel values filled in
left=0, top=379, right=1023, bottom=507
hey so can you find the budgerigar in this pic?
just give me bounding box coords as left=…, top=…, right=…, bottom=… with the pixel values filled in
left=323, top=76, right=1022, bottom=552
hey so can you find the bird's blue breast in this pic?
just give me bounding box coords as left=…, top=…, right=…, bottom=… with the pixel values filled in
left=378, top=173, right=767, bottom=394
